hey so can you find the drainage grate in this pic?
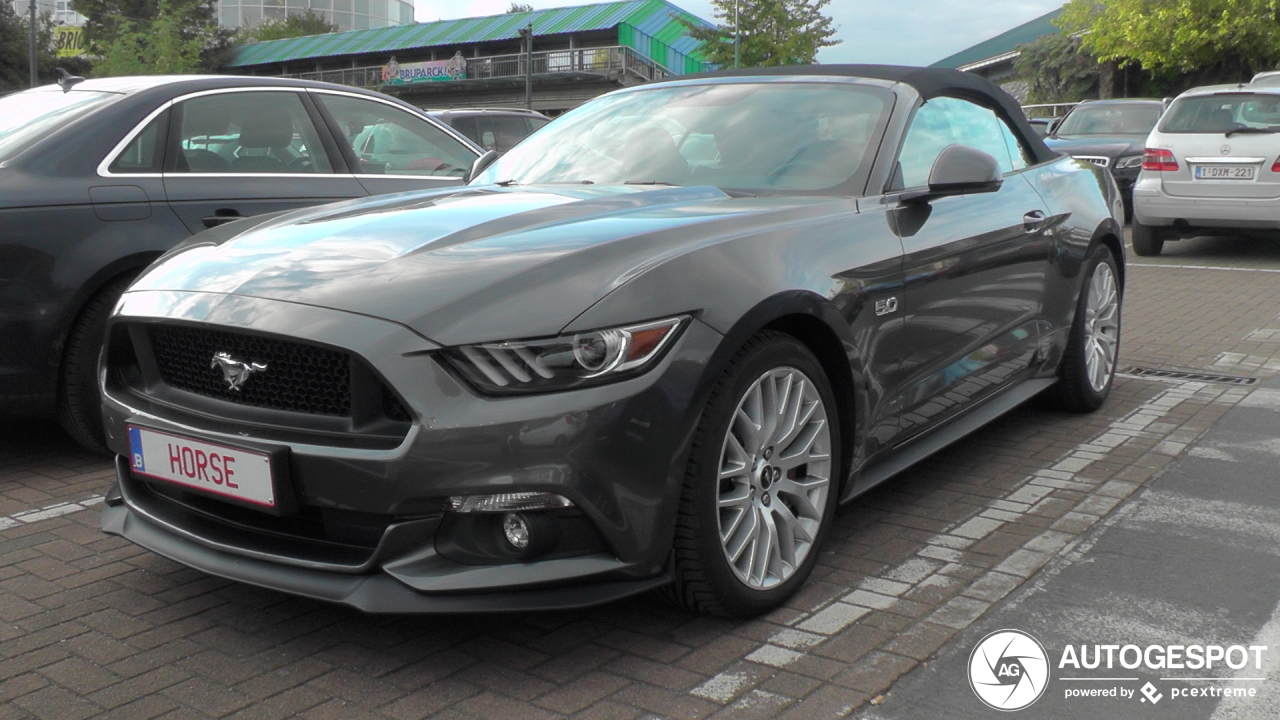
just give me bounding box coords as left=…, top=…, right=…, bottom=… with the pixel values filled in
left=1122, top=366, right=1259, bottom=386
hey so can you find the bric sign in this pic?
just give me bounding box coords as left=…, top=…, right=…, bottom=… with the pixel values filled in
left=383, top=52, right=467, bottom=85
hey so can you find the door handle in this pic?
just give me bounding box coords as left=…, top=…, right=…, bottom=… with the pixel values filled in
left=1023, top=210, right=1047, bottom=234
left=202, top=209, right=243, bottom=229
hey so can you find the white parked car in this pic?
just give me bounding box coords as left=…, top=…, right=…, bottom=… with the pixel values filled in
left=1132, top=84, right=1280, bottom=255
left=1252, top=71, right=1280, bottom=87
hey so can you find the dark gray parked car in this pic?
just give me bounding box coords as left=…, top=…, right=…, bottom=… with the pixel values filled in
left=100, top=66, right=1125, bottom=616
left=0, top=75, right=481, bottom=450
left=429, top=107, right=551, bottom=153
left=1044, top=98, right=1166, bottom=221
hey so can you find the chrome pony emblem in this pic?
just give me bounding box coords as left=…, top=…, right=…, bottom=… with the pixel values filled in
left=211, top=352, right=267, bottom=392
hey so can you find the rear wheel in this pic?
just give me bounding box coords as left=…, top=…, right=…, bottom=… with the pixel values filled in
left=57, top=276, right=133, bottom=455
left=1046, top=245, right=1121, bottom=413
left=664, top=332, right=840, bottom=617
left=1131, top=221, right=1164, bottom=256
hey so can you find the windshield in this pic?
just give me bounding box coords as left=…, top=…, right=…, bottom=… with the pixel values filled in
left=1159, top=93, right=1280, bottom=133
left=473, top=82, right=892, bottom=192
left=0, top=89, right=118, bottom=162
left=1054, top=103, right=1161, bottom=136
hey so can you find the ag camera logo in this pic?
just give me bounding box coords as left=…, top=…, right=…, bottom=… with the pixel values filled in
left=969, top=629, right=1050, bottom=711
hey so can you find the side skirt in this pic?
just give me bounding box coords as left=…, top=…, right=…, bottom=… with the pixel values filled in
left=841, top=377, right=1057, bottom=503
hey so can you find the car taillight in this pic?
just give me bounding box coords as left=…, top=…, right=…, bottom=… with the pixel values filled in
left=1143, top=148, right=1179, bottom=171
left=1273, top=156, right=1280, bottom=173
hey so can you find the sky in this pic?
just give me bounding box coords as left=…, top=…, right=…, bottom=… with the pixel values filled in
left=412, top=0, right=1065, bottom=67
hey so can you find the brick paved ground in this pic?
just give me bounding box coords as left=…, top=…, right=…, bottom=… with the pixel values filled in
left=1, top=232, right=1279, bottom=720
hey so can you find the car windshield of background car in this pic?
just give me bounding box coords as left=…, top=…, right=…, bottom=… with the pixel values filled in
left=1158, top=93, right=1280, bottom=134
left=0, top=89, right=118, bottom=163
left=1055, top=104, right=1161, bottom=135
left=473, top=82, right=889, bottom=192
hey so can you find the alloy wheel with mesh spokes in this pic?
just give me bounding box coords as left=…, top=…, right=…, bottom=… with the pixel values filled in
left=1083, top=262, right=1120, bottom=393
left=1045, top=244, right=1122, bottom=413
left=663, top=331, right=841, bottom=617
left=717, top=367, right=831, bottom=590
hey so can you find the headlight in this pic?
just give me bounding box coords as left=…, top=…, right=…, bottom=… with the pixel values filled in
left=1114, top=155, right=1144, bottom=169
left=440, top=316, right=687, bottom=395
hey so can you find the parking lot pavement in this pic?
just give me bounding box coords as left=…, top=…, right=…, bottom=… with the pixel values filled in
left=2, top=233, right=1279, bottom=720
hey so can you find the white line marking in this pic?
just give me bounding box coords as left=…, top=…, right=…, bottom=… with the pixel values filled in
left=1130, top=263, right=1280, bottom=274
left=0, top=495, right=106, bottom=531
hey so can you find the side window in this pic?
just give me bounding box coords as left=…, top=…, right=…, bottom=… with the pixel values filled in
left=449, top=116, right=480, bottom=146
left=488, top=116, right=530, bottom=153
left=998, top=118, right=1031, bottom=171
left=894, top=96, right=1018, bottom=189
left=172, top=92, right=333, bottom=174
left=316, top=94, right=475, bottom=177
left=109, top=111, right=167, bottom=173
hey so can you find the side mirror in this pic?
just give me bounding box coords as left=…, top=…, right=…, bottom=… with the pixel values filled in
left=1048, top=116, right=1064, bottom=135
left=464, top=150, right=500, bottom=183
left=901, top=144, right=1002, bottom=203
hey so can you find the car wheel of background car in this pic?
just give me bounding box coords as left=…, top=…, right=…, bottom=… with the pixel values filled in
left=57, top=275, right=133, bottom=455
left=664, top=332, right=840, bottom=617
left=1046, top=246, right=1121, bottom=413
left=1131, top=221, right=1164, bottom=256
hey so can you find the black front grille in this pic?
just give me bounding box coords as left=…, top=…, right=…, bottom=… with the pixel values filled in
left=148, top=325, right=352, bottom=417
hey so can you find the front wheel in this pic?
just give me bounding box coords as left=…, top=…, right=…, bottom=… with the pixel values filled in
left=664, top=332, right=841, bottom=617
left=1046, top=245, right=1121, bottom=413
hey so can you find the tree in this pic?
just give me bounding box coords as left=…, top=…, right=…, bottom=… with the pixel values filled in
left=1015, top=33, right=1099, bottom=104
left=93, top=0, right=208, bottom=75
left=0, top=3, right=89, bottom=91
left=506, top=3, right=533, bottom=12
left=1059, top=0, right=1280, bottom=76
left=73, top=0, right=229, bottom=73
left=678, top=0, right=840, bottom=67
left=247, top=10, right=338, bottom=43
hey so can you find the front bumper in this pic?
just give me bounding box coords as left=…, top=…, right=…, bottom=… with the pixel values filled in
left=100, top=290, right=722, bottom=612
left=1133, top=177, right=1280, bottom=231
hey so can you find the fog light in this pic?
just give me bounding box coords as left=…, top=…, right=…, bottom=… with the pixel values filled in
left=502, top=513, right=531, bottom=550
left=447, top=491, right=573, bottom=513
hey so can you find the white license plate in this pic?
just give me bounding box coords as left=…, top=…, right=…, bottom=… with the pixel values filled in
left=1195, top=165, right=1255, bottom=180
left=127, top=425, right=275, bottom=508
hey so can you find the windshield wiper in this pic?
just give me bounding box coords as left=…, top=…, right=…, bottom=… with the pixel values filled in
left=624, top=180, right=679, bottom=186
left=495, top=179, right=520, bottom=186
left=1225, top=126, right=1280, bottom=137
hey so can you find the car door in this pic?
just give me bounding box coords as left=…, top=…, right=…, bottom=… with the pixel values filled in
left=309, top=91, right=479, bottom=196
left=887, top=96, right=1054, bottom=441
left=163, top=89, right=368, bottom=234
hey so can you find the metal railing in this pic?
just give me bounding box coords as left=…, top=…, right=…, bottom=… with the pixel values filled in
left=280, top=45, right=672, bottom=89
left=1022, top=102, right=1080, bottom=118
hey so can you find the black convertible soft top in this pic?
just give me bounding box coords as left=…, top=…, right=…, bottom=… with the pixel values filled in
left=665, top=64, right=1059, bottom=165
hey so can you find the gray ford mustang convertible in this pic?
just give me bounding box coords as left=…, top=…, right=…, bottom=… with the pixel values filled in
left=100, top=66, right=1125, bottom=617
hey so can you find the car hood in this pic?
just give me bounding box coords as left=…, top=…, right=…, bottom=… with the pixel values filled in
left=1045, top=135, right=1147, bottom=158
left=130, top=184, right=840, bottom=346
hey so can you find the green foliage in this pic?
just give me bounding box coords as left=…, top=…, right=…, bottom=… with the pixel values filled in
left=678, top=0, right=840, bottom=67
left=73, top=0, right=229, bottom=74
left=0, top=3, right=90, bottom=92
left=247, top=10, right=337, bottom=43
left=506, top=3, right=534, bottom=12
left=1015, top=32, right=1099, bottom=104
left=1059, top=0, right=1280, bottom=74
left=93, top=0, right=208, bottom=75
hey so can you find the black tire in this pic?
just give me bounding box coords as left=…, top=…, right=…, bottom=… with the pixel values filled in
left=57, top=276, right=133, bottom=455
left=1046, top=245, right=1121, bottom=413
left=1131, top=221, right=1164, bottom=256
left=662, top=331, right=842, bottom=617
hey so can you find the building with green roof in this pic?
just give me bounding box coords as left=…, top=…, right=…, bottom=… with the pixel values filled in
left=226, top=0, right=716, bottom=113
left=931, top=7, right=1063, bottom=82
